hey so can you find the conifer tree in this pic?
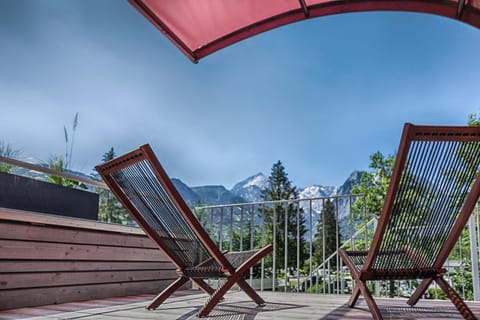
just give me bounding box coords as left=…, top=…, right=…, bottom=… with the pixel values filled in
left=261, top=161, right=307, bottom=273
left=96, top=147, right=131, bottom=224
left=314, top=199, right=341, bottom=268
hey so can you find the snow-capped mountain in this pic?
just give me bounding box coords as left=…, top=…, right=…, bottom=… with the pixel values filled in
left=299, top=185, right=336, bottom=199
left=230, top=173, right=268, bottom=202
left=227, top=171, right=363, bottom=210
left=298, top=185, right=336, bottom=215
left=297, top=171, right=362, bottom=215
left=298, top=171, right=362, bottom=200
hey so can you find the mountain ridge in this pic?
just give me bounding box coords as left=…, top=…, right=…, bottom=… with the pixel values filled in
left=173, top=170, right=364, bottom=208
left=9, top=160, right=364, bottom=209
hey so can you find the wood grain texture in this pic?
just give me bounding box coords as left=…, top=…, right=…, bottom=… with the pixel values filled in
left=0, top=239, right=167, bottom=261
left=0, top=222, right=157, bottom=248
left=0, top=260, right=171, bottom=273
left=0, top=208, right=184, bottom=310
left=0, top=208, right=144, bottom=234
left=1, top=270, right=178, bottom=289
left=0, top=280, right=176, bottom=310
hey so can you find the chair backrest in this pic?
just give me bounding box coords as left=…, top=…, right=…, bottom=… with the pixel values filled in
left=96, top=144, right=233, bottom=273
left=364, top=124, right=480, bottom=272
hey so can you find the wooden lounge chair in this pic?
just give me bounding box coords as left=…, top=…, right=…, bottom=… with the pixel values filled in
left=339, top=123, right=480, bottom=320
left=96, top=144, right=273, bottom=317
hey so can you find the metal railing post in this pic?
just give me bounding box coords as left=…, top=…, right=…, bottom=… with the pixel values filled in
left=194, top=194, right=373, bottom=296
left=250, top=204, right=255, bottom=285
left=335, top=197, right=340, bottom=294
left=309, top=199, right=313, bottom=293
left=219, top=207, right=224, bottom=250
left=469, top=214, right=480, bottom=300
left=261, top=203, right=266, bottom=292
left=229, top=207, right=233, bottom=251
left=273, top=205, right=277, bottom=292
left=284, top=202, right=288, bottom=293
left=296, top=202, right=300, bottom=293
left=322, top=198, right=326, bottom=294
left=240, top=206, right=244, bottom=251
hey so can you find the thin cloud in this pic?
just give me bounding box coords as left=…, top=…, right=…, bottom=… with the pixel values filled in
left=0, top=1, right=479, bottom=189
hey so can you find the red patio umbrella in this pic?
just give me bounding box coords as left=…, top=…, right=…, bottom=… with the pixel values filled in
left=129, top=0, right=479, bottom=63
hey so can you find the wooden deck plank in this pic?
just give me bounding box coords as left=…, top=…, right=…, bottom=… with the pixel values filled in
left=0, top=208, right=145, bottom=235
left=0, top=280, right=176, bottom=310
left=0, top=260, right=171, bottom=273
left=0, top=222, right=156, bottom=248
left=1, top=269, right=177, bottom=289
left=0, top=239, right=166, bottom=261
left=2, top=291, right=479, bottom=319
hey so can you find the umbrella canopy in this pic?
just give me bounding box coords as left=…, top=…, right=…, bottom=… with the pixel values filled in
left=129, top=0, right=480, bottom=62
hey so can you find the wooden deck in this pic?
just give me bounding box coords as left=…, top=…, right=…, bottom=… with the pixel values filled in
left=1, top=289, right=479, bottom=320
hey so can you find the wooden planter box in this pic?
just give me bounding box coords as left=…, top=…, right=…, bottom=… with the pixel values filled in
left=0, top=171, right=98, bottom=220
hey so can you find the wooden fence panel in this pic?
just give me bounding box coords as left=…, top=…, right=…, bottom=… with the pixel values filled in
left=0, top=208, right=187, bottom=310
left=0, top=222, right=157, bottom=248
left=0, top=239, right=166, bottom=261
left=0, top=260, right=170, bottom=273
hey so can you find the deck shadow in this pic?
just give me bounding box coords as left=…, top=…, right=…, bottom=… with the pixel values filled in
left=320, top=299, right=466, bottom=319
left=178, top=300, right=305, bottom=320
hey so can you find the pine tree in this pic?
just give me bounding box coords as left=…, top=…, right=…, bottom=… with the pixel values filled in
left=101, top=147, right=116, bottom=163
left=261, top=161, right=308, bottom=273
left=314, top=199, right=341, bottom=268
left=96, top=147, right=132, bottom=225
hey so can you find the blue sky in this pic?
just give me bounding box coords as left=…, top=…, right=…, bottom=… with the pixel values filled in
left=1, top=1, right=479, bottom=189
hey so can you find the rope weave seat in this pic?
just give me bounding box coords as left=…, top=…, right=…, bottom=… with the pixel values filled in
left=96, top=145, right=272, bottom=317
left=340, top=124, right=480, bottom=320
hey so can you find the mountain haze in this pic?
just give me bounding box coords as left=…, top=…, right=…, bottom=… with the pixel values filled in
left=191, top=185, right=244, bottom=205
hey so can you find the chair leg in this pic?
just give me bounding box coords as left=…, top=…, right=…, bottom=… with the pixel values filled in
left=192, top=278, right=216, bottom=295
left=348, top=285, right=361, bottom=307
left=435, top=276, right=478, bottom=320
left=197, top=245, right=273, bottom=317
left=407, top=277, right=433, bottom=306
left=147, top=277, right=189, bottom=310
left=338, top=249, right=379, bottom=316
left=357, top=280, right=383, bottom=320
left=236, top=277, right=265, bottom=305
left=197, top=277, right=237, bottom=317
